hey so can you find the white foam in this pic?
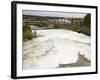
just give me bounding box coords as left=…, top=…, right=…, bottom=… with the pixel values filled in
left=23, top=29, right=91, bottom=69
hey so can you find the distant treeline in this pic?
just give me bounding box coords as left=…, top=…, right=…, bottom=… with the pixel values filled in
left=23, top=14, right=91, bottom=36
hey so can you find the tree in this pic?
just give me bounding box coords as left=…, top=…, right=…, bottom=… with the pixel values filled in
left=84, top=14, right=91, bottom=27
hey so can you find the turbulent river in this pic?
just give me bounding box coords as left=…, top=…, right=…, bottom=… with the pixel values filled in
left=23, top=29, right=91, bottom=69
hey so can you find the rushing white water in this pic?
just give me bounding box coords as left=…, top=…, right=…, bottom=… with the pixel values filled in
left=23, top=29, right=91, bottom=69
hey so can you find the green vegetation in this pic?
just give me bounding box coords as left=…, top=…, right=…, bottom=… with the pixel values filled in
left=58, top=53, right=90, bottom=68
left=54, top=23, right=60, bottom=29
left=84, top=14, right=91, bottom=27
left=33, top=21, right=50, bottom=27
left=23, top=14, right=91, bottom=36
left=23, top=24, right=37, bottom=40
left=67, top=14, right=91, bottom=35
left=77, top=14, right=91, bottom=36
left=33, top=30, right=37, bottom=38
left=68, top=18, right=84, bottom=31
left=23, top=30, right=33, bottom=40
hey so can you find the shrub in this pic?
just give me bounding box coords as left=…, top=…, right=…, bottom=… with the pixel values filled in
left=33, top=21, right=50, bottom=27
left=23, top=24, right=33, bottom=40
left=54, top=23, right=60, bottom=29
left=23, top=24, right=31, bottom=32
left=54, top=24, right=58, bottom=28
left=33, top=30, right=37, bottom=38
left=23, top=31, right=33, bottom=40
